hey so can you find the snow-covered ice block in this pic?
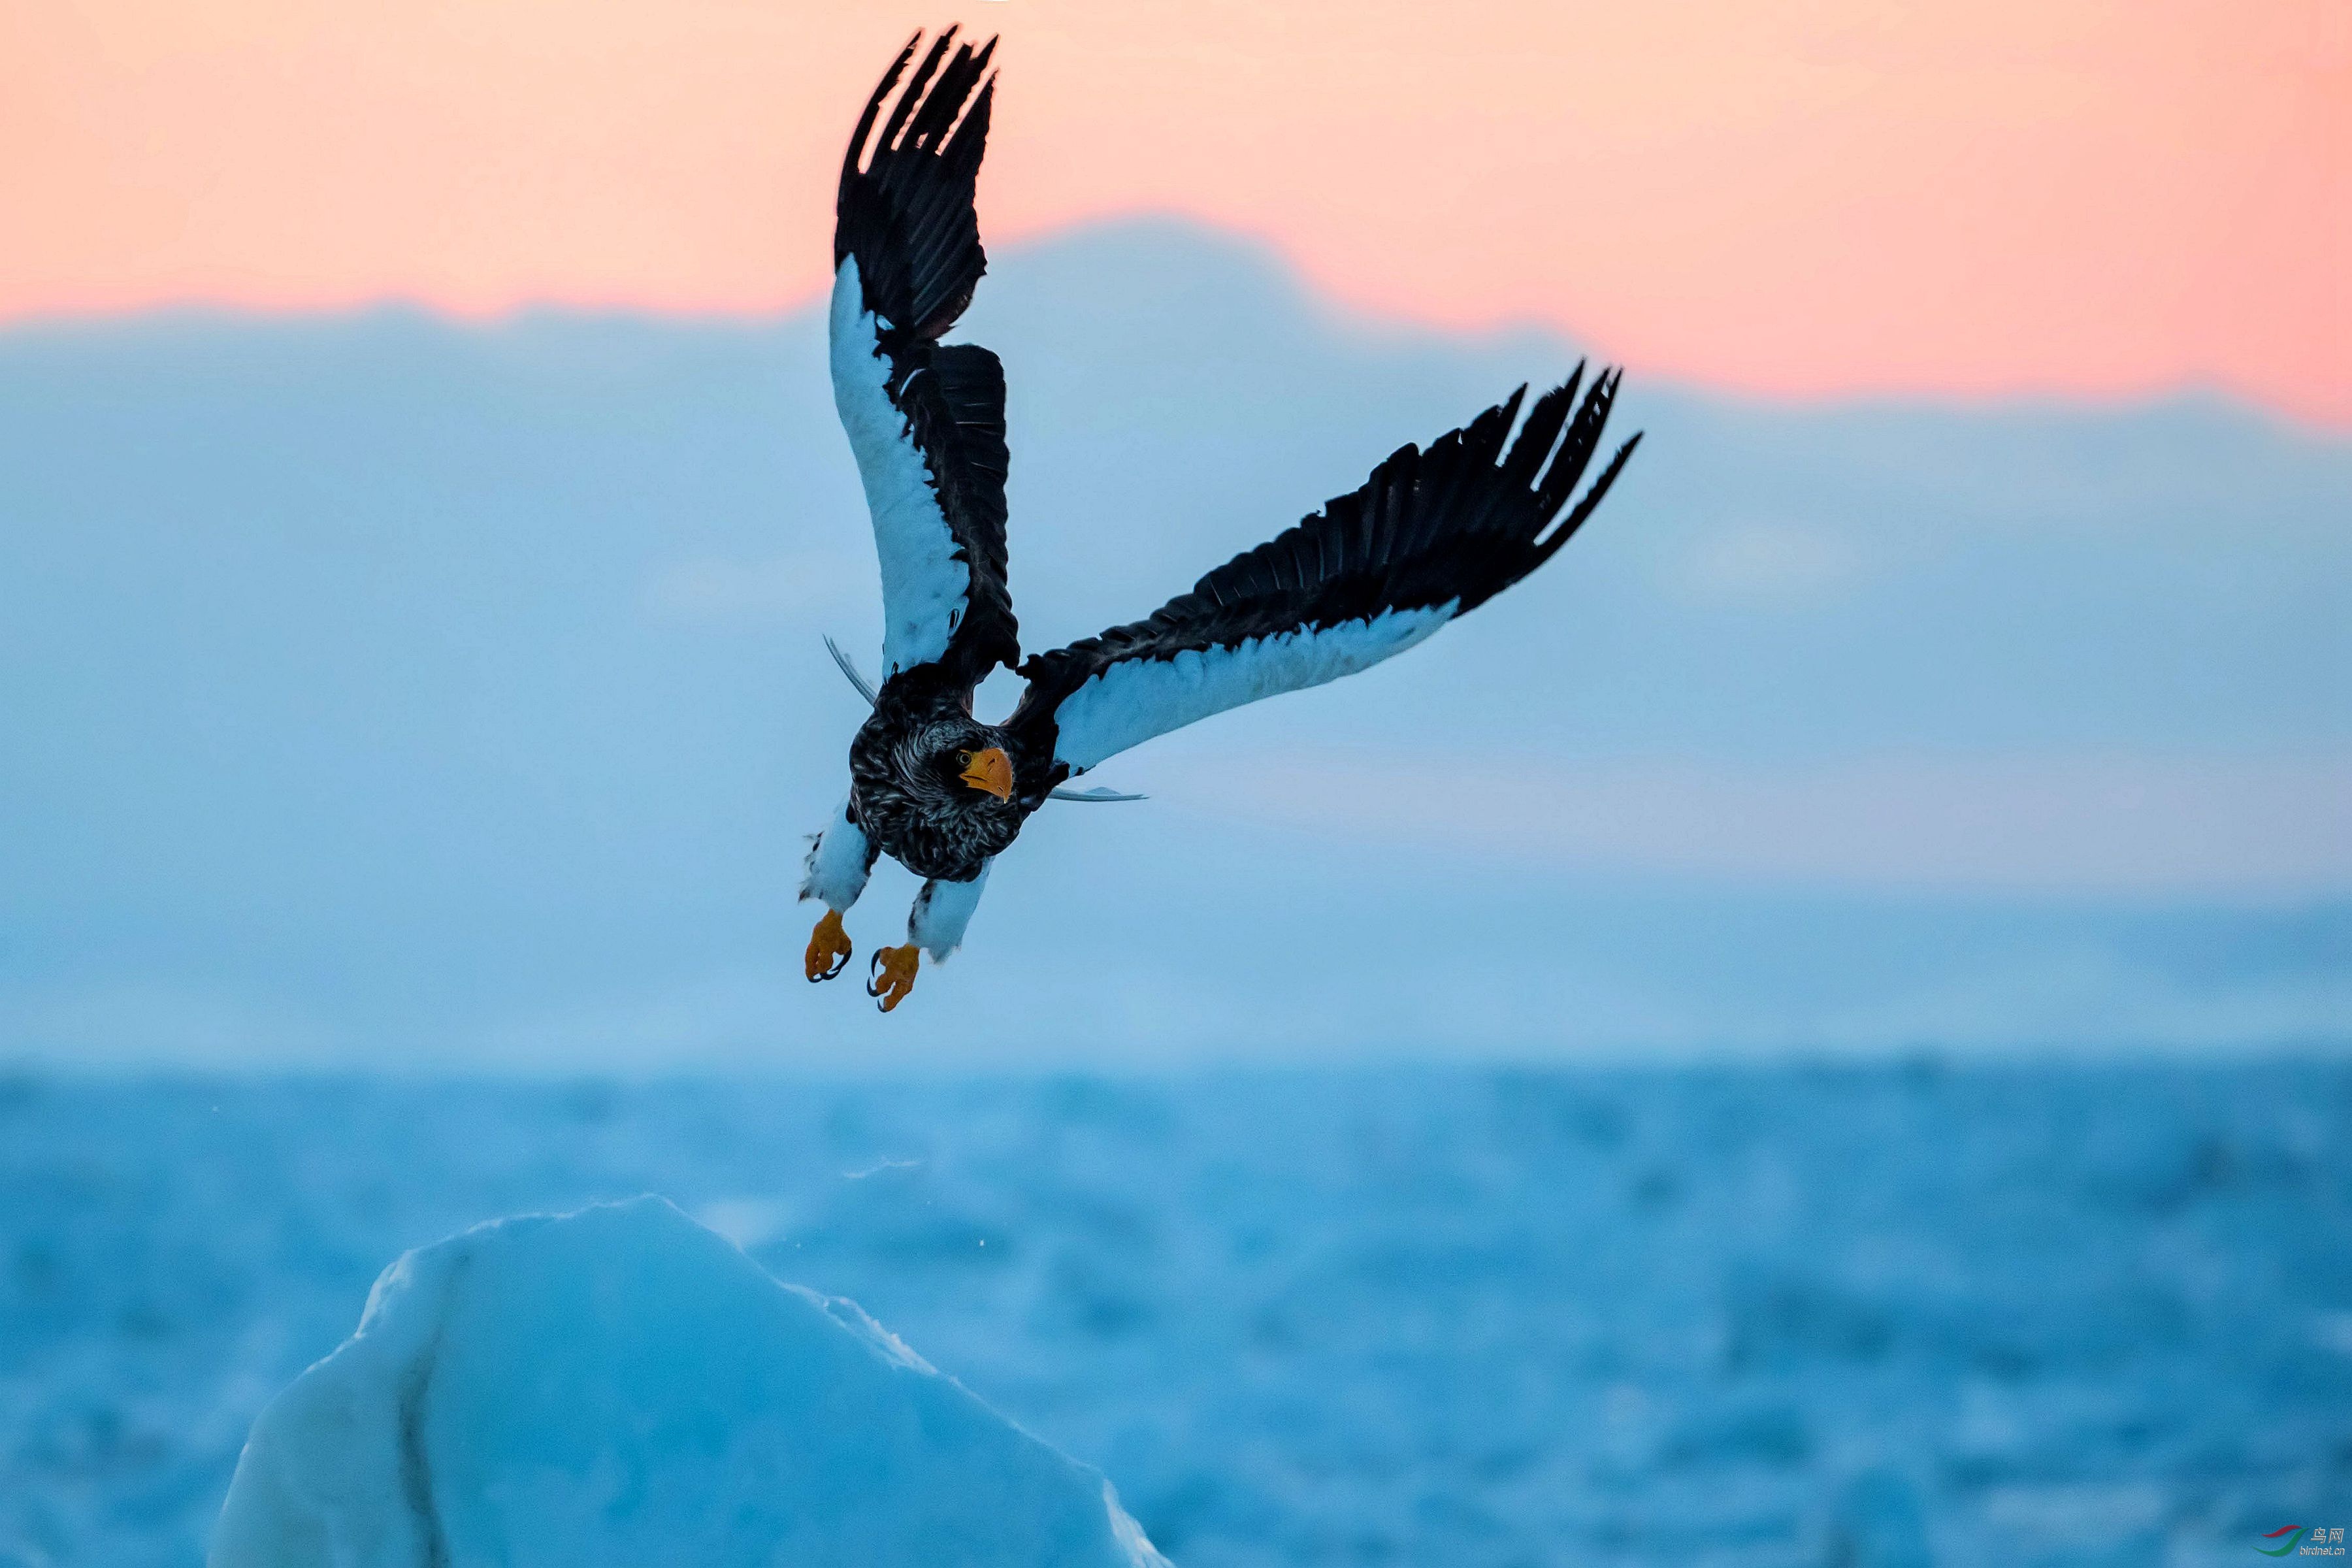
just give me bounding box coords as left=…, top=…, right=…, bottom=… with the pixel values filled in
left=210, top=1196, right=1168, bottom=1568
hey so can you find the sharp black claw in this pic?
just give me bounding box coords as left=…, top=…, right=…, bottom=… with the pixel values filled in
left=864, top=948, right=916, bottom=1012
left=805, top=911, right=853, bottom=983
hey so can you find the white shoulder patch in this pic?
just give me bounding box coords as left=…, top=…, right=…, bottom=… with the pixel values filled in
left=828, top=259, right=970, bottom=678
left=1050, top=604, right=1457, bottom=772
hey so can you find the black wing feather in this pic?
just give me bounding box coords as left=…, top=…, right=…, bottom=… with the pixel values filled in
left=836, top=31, right=996, bottom=340
left=898, top=342, right=1012, bottom=662
left=834, top=30, right=1017, bottom=682
left=1010, top=370, right=1639, bottom=771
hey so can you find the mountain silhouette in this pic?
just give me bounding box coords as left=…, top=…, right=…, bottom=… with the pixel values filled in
left=3, top=218, right=2345, bottom=1067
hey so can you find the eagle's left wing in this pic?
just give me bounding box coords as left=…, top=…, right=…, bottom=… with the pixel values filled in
left=1007, top=372, right=1639, bottom=788
left=830, top=30, right=1017, bottom=689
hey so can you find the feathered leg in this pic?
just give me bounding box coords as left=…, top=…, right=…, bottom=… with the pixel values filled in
left=800, top=797, right=877, bottom=981
left=868, top=862, right=990, bottom=1012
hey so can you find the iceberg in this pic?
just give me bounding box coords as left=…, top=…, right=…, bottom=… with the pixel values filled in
left=210, top=1197, right=1169, bottom=1567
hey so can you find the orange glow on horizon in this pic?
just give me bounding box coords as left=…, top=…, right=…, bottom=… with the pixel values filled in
left=1, top=0, right=2345, bottom=423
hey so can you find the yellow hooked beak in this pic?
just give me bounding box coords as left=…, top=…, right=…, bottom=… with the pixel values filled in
left=958, top=745, right=1013, bottom=802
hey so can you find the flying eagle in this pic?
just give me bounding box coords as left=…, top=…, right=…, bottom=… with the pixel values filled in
left=804, top=30, right=1641, bottom=1011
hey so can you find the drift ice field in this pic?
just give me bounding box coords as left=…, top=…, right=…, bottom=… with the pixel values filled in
left=4, top=1060, right=2347, bottom=1567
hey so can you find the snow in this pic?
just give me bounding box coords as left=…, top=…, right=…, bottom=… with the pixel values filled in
left=208, top=1196, right=1166, bottom=1568
left=4, top=1063, right=2348, bottom=1568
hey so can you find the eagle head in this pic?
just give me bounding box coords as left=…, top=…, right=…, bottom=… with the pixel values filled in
left=849, top=703, right=1027, bottom=880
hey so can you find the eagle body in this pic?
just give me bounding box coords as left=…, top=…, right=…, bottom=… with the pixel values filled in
left=802, top=31, right=1642, bottom=1011
left=847, top=672, right=1032, bottom=884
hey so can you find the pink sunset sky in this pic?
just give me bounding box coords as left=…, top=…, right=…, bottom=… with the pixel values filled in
left=3, top=0, right=2345, bottom=424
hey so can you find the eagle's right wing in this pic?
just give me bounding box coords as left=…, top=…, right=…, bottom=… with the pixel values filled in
left=1008, top=372, right=1639, bottom=784
left=830, top=30, right=1017, bottom=689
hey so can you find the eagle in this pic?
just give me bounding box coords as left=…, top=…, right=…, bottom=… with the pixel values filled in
left=804, top=30, right=1641, bottom=1011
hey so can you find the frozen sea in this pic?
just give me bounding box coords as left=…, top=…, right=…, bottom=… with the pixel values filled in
left=4, top=1059, right=2348, bottom=1568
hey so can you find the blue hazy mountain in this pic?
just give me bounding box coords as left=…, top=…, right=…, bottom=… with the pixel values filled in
left=1, top=220, right=2345, bottom=1068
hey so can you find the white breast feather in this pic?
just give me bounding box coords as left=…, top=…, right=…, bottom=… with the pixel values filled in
left=829, top=259, right=969, bottom=678
left=1050, top=605, right=1457, bottom=772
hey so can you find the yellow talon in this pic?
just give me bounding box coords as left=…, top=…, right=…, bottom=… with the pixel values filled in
left=804, top=909, right=852, bottom=983
left=866, top=944, right=921, bottom=1012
